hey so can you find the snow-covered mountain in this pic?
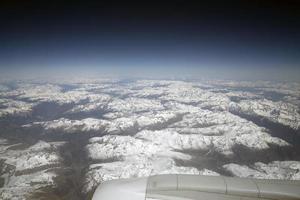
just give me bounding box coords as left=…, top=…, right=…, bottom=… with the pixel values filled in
left=0, top=78, right=299, bottom=199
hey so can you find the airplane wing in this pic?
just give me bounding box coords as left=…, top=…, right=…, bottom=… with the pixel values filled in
left=92, top=174, right=300, bottom=200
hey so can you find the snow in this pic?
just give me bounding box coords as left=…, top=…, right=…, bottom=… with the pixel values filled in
left=84, top=122, right=289, bottom=193
left=0, top=99, right=34, bottom=118
left=0, top=140, right=63, bottom=199
left=223, top=161, right=300, bottom=180
left=84, top=133, right=220, bottom=193
left=0, top=140, right=62, bottom=173
left=0, top=78, right=299, bottom=197
left=24, top=110, right=184, bottom=135
left=136, top=128, right=288, bottom=156
left=86, top=135, right=174, bottom=161
left=24, top=118, right=110, bottom=133
left=8, top=83, right=90, bottom=105
left=159, top=81, right=231, bottom=111
left=229, top=99, right=300, bottom=130
left=169, top=110, right=289, bottom=154
left=83, top=155, right=218, bottom=193
left=0, top=170, right=57, bottom=200
left=107, top=97, right=165, bottom=114
left=66, top=93, right=111, bottom=114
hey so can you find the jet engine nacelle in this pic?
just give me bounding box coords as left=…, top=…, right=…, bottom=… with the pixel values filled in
left=92, top=174, right=300, bottom=200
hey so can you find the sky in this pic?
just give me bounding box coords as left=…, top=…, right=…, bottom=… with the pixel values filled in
left=0, top=0, right=300, bottom=80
